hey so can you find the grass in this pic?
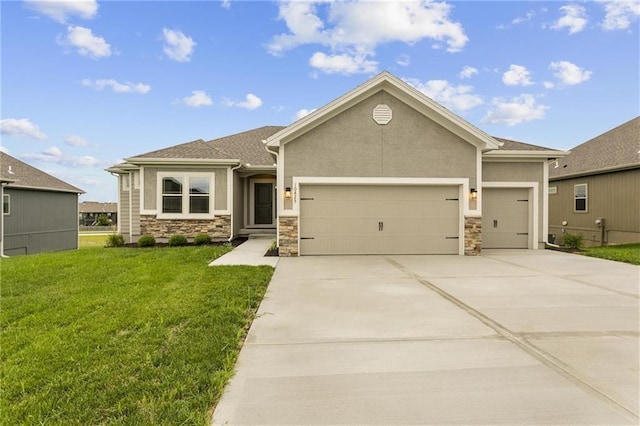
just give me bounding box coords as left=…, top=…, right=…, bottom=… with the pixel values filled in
left=79, top=234, right=109, bottom=248
left=584, top=243, right=640, bottom=265
left=0, top=246, right=274, bottom=425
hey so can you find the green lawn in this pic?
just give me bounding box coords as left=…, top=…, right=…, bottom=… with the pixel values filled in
left=79, top=234, right=110, bottom=247
left=584, top=243, right=640, bottom=265
left=0, top=246, right=273, bottom=425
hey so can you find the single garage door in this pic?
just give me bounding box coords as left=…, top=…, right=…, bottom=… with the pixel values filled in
left=482, top=188, right=530, bottom=249
left=299, top=185, right=460, bottom=255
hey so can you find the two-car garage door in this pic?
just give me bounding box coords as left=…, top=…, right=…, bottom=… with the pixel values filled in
left=299, top=185, right=460, bottom=255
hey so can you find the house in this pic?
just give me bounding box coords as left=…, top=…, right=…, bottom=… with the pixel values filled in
left=549, top=117, right=639, bottom=247
left=107, top=72, right=566, bottom=256
left=0, top=152, right=84, bottom=256
left=79, top=201, right=118, bottom=226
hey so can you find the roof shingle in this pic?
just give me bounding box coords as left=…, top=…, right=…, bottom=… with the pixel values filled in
left=0, top=152, right=84, bottom=193
left=550, top=117, right=640, bottom=179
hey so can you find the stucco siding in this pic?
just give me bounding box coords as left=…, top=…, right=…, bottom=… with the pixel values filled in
left=3, top=189, right=78, bottom=255
left=142, top=166, right=228, bottom=211
left=284, top=90, right=476, bottom=195
left=549, top=168, right=640, bottom=246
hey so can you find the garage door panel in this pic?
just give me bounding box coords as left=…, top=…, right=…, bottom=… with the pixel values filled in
left=482, top=188, right=529, bottom=249
left=300, top=185, right=460, bottom=255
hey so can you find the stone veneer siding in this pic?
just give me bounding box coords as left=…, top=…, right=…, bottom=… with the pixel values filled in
left=278, top=216, right=298, bottom=257
left=140, top=215, right=231, bottom=239
left=464, top=216, right=482, bottom=256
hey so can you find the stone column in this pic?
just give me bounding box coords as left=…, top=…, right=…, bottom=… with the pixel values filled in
left=464, top=216, right=482, bottom=256
left=278, top=216, right=298, bottom=256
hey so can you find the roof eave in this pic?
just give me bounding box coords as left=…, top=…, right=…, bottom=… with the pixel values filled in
left=483, top=150, right=569, bottom=160
left=550, top=163, right=640, bottom=180
left=124, top=157, right=240, bottom=165
left=6, top=183, right=84, bottom=194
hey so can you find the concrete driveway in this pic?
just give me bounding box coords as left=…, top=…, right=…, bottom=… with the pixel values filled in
left=212, top=250, right=639, bottom=425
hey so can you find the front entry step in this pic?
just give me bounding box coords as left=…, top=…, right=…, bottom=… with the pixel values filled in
left=239, top=228, right=276, bottom=239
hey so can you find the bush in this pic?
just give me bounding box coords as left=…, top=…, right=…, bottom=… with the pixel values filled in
left=96, top=215, right=111, bottom=226
left=168, top=235, right=188, bottom=247
left=137, top=235, right=156, bottom=247
left=193, top=234, right=211, bottom=245
left=105, top=234, right=125, bottom=247
left=563, top=232, right=584, bottom=249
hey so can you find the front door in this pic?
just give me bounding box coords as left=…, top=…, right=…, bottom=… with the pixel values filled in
left=254, top=183, right=273, bottom=225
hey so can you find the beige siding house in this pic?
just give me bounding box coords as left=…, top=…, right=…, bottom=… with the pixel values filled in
left=549, top=117, right=640, bottom=246
left=108, top=72, right=566, bottom=255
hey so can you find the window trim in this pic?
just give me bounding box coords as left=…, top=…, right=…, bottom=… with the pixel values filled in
left=3, top=194, right=9, bottom=215
left=574, top=183, right=588, bottom=212
left=156, top=172, right=215, bottom=219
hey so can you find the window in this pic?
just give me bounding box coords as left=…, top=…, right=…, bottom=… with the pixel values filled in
left=122, top=174, right=130, bottom=191
left=159, top=173, right=213, bottom=218
left=3, top=194, right=9, bottom=215
left=574, top=184, right=587, bottom=212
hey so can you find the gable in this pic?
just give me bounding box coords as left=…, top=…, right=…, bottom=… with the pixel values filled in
left=267, top=71, right=500, bottom=151
left=284, top=89, right=477, bottom=180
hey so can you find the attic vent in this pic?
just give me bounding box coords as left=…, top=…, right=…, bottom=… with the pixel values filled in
left=373, top=104, right=392, bottom=125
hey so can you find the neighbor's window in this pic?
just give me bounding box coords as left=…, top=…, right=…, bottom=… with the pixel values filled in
left=159, top=173, right=213, bottom=217
left=3, top=194, right=9, bottom=215
left=574, top=184, right=587, bottom=212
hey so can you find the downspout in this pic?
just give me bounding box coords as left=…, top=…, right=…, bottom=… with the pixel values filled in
left=228, top=163, right=242, bottom=242
left=264, top=142, right=280, bottom=247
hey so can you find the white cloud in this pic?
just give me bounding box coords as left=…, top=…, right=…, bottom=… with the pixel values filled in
left=550, top=61, right=592, bottom=85
left=502, top=64, right=534, bottom=86
left=64, top=135, right=91, bottom=147
left=459, top=66, right=478, bottom=79
left=482, top=94, right=548, bottom=126
left=224, top=93, right=263, bottom=110
left=58, top=25, right=111, bottom=58
left=0, top=118, right=47, bottom=140
left=24, top=0, right=98, bottom=23
left=181, top=90, right=213, bottom=107
left=81, top=79, right=151, bottom=93
left=221, top=0, right=231, bottom=10
left=295, top=108, right=317, bottom=120
left=23, top=146, right=102, bottom=167
left=512, top=9, right=537, bottom=25
left=268, top=1, right=468, bottom=74
left=396, top=54, right=410, bottom=67
left=309, top=52, right=378, bottom=75
left=543, top=81, right=555, bottom=89
left=599, top=1, right=640, bottom=30
left=405, top=78, right=483, bottom=112
left=551, top=4, right=588, bottom=34
left=0, top=146, right=10, bottom=154
left=162, top=28, right=196, bottom=62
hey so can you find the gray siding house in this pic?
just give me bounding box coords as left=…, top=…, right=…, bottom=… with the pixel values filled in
left=108, top=72, right=566, bottom=256
left=1, top=152, right=84, bottom=256
left=549, top=117, right=640, bottom=246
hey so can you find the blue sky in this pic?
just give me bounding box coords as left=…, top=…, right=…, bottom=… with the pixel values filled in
left=1, top=0, right=638, bottom=202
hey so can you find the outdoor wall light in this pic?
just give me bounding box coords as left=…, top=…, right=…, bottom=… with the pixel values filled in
left=470, top=188, right=478, bottom=200
left=284, top=187, right=292, bottom=199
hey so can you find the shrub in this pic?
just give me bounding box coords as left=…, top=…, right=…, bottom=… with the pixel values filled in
left=563, top=232, right=584, bottom=249
left=96, top=214, right=111, bottom=226
left=168, top=235, right=188, bottom=247
left=137, top=235, right=156, bottom=247
left=194, top=234, right=211, bottom=245
left=105, top=234, right=125, bottom=247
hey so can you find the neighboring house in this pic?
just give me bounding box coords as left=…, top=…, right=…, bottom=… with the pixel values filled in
left=107, top=72, right=566, bottom=256
left=0, top=152, right=84, bottom=256
left=79, top=201, right=118, bottom=226
left=549, top=117, right=640, bottom=247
